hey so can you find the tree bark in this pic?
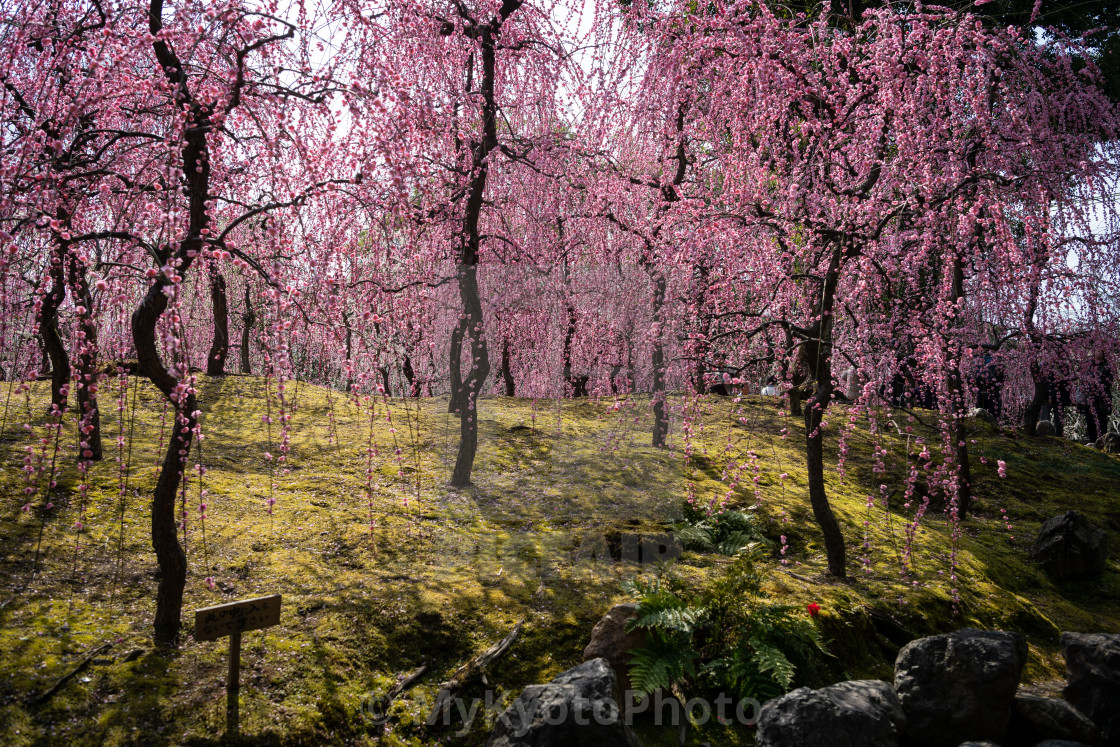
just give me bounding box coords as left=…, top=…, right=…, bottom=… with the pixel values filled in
left=500, top=342, right=515, bottom=396
left=448, top=316, right=465, bottom=414
left=133, top=277, right=194, bottom=647
left=137, top=0, right=213, bottom=646
left=206, top=266, right=229, bottom=376
left=68, top=251, right=103, bottom=461
left=800, top=245, right=847, bottom=578
left=650, top=268, right=668, bottom=447
left=1023, top=362, right=1046, bottom=437
left=450, top=264, right=490, bottom=487
left=946, top=253, right=972, bottom=518
left=240, top=284, right=254, bottom=374
left=40, top=234, right=70, bottom=413
left=445, top=4, right=519, bottom=485
left=403, top=354, right=419, bottom=397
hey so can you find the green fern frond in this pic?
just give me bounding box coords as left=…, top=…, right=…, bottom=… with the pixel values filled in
left=750, top=638, right=796, bottom=689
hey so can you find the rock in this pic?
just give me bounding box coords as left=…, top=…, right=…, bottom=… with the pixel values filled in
left=1034, top=741, right=1095, bottom=747
left=1037, top=420, right=1056, bottom=436
left=1007, top=694, right=1102, bottom=746
left=894, top=628, right=1027, bottom=747
left=956, top=743, right=1002, bottom=747
left=1097, top=433, right=1119, bottom=454
left=583, top=604, right=645, bottom=699
left=1032, top=512, right=1108, bottom=580
left=754, top=679, right=906, bottom=747
left=486, top=658, right=641, bottom=747
left=1062, top=633, right=1120, bottom=747
left=969, top=408, right=998, bottom=426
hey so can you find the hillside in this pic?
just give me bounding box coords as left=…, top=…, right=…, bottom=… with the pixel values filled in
left=1, top=376, right=1118, bottom=746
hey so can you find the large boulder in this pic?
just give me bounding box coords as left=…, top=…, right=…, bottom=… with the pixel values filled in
left=1032, top=512, right=1108, bottom=580
left=486, top=658, right=641, bottom=747
left=894, top=628, right=1027, bottom=747
left=582, top=603, right=645, bottom=699
left=1062, top=633, right=1120, bottom=747
left=1006, top=694, right=1102, bottom=746
left=968, top=408, right=998, bottom=426
left=1036, top=420, right=1057, bottom=436
left=754, top=679, right=906, bottom=747
left=1097, top=433, right=1120, bottom=454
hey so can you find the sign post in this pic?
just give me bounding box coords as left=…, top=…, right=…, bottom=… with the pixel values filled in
left=194, top=594, right=282, bottom=738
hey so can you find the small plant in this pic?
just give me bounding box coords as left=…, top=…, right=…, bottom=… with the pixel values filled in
left=624, top=547, right=826, bottom=704
left=672, top=503, right=771, bottom=556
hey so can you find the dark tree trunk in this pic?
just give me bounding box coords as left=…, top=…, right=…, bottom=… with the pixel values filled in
left=799, top=245, right=847, bottom=578
left=501, top=342, right=515, bottom=396
left=379, top=366, right=391, bottom=396
left=946, top=254, right=972, bottom=518
left=804, top=381, right=846, bottom=578
left=690, top=262, right=711, bottom=394
left=137, top=0, right=214, bottom=646
left=627, top=336, right=637, bottom=395
left=448, top=316, right=465, bottom=414
left=1023, top=362, right=1046, bottom=437
left=68, top=251, right=103, bottom=461
left=37, top=335, right=52, bottom=377
left=450, top=264, right=490, bottom=487
left=240, top=285, right=254, bottom=374
left=151, top=392, right=194, bottom=646
left=342, top=310, right=354, bottom=393
left=949, top=374, right=974, bottom=518
left=133, top=278, right=195, bottom=647
left=403, top=354, right=419, bottom=397
left=206, top=266, right=229, bottom=376
left=562, top=300, right=587, bottom=398
left=445, top=1, right=518, bottom=486
left=650, top=269, right=668, bottom=447
left=40, top=234, right=70, bottom=412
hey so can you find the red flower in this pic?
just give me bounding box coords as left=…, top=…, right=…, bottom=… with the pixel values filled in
left=806, top=602, right=821, bottom=617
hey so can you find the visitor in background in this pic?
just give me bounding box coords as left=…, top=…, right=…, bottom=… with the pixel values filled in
left=761, top=376, right=779, bottom=396
left=1082, top=349, right=1114, bottom=443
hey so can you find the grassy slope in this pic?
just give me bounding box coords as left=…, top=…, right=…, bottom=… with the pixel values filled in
left=0, top=376, right=1118, bottom=746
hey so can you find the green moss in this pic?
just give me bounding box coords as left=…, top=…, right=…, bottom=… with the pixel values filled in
left=0, top=380, right=1117, bottom=745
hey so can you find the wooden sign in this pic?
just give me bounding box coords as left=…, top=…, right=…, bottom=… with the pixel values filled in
left=195, top=594, right=281, bottom=642
left=194, top=594, right=282, bottom=737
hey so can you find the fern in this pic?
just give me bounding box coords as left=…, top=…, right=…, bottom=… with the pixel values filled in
left=622, top=547, right=829, bottom=706
left=750, top=638, right=796, bottom=689
left=628, top=633, right=699, bottom=697
left=669, top=522, right=714, bottom=552
left=672, top=506, right=772, bottom=556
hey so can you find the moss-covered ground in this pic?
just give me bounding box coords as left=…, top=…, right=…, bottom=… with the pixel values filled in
left=0, top=376, right=1117, bottom=745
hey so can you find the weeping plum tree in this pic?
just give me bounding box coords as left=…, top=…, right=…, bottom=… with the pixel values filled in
left=661, top=4, right=1120, bottom=576
left=348, top=0, right=579, bottom=486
